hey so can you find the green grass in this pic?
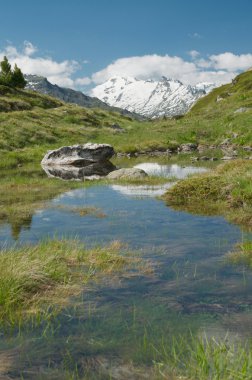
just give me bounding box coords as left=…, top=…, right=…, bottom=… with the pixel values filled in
left=227, top=241, right=252, bottom=268
left=0, top=239, right=143, bottom=325
left=164, top=160, right=252, bottom=227
left=152, top=333, right=252, bottom=380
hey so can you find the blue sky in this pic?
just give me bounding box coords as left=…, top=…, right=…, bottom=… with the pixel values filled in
left=0, top=0, right=252, bottom=90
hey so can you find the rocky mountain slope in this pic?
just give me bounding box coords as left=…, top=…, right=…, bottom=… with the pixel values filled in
left=91, top=76, right=215, bottom=118
left=24, top=75, right=143, bottom=119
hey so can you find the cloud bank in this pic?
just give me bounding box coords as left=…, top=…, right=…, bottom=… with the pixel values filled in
left=91, top=52, right=252, bottom=86
left=0, top=41, right=252, bottom=90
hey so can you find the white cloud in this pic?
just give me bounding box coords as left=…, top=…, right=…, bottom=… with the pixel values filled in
left=209, top=52, right=252, bottom=71
left=23, top=41, right=37, bottom=56
left=91, top=55, right=197, bottom=84
left=74, top=76, right=92, bottom=86
left=189, top=32, right=202, bottom=39
left=91, top=52, right=252, bottom=86
left=188, top=50, right=200, bottom=59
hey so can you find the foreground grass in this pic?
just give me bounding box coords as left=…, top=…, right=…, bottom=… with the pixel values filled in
left=152, top=334, right=252, bottom=380
left=0, top=239, right=143, bottom=325
left=164, top=160, right=252, bottom=227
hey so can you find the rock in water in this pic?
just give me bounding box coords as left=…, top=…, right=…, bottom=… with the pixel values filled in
left=41, top=143, right=115, bottom=166
left=107, top=168, right=148, bottom=180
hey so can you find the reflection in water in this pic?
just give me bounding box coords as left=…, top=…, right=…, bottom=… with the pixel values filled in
left=110, top=183, right=173, bottom=197
left=134, top=162, right=208, bottom=178
left=42, top=160, right=116, bottom=180
left=10, top=214, right=33, bottom=240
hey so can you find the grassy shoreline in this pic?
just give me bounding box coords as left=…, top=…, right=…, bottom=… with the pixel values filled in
left=164, top=160, right=252, bottom=228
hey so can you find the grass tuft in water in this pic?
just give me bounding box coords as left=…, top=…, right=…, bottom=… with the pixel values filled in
left=227, top=241, right=252, bottom=268
left=0, top=239, right=143, bottom=325
left=152, top=333, right=252, bottom=380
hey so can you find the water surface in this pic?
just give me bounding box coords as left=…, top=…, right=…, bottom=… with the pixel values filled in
left=0, top=160, right=251, bottom=379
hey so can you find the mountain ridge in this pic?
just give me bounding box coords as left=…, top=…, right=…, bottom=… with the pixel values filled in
left=24, top=74, right=144, bottom=120
left=91, top=76, right=216, bottom=118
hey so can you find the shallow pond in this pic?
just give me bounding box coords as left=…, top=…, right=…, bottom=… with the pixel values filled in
left=0, top=160, right=251, bottom=379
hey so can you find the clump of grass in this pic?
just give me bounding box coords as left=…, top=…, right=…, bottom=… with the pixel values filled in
left=164, top=160, right=252, bottom=227
left=227, top=241, right=252, bottom=268
left=0, top=239, right=142, bottom=324
left=153, top=333, right=252, bottom=380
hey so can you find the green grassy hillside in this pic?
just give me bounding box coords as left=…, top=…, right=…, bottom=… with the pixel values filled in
left=0, top=70, right=252, bottom=168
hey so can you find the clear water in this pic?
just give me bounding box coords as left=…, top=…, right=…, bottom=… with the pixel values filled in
left=0, top=161, right=251, bottom=379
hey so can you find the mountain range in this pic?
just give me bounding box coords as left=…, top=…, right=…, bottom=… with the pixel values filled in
left=25, top=74, right=215, bottom=119
left=91, top=76, right=215, bottom=118
left=24, top=75, right=144, bottom=120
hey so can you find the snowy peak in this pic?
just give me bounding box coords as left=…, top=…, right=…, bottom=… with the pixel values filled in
left=91, top=76, right=215, bottom=118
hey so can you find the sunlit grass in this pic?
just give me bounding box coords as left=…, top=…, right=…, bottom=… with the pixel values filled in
left=164, top=160, right=252, bottom=227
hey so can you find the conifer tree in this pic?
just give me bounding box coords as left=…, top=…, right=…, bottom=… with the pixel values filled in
left=0, top=56, right=12, bottom=85
left=11, top=64, right=27, bottom=88
left=0, top=56, right=26, bottom=88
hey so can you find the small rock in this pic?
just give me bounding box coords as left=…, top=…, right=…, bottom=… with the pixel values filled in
left=220, top=138, right=231, bottom=146
left=110, top=123, right=125, bottom=132
left=221, top=156, right=236, bottom=160
left=200, top=156, right=210, bottom=161
left=107, top=168, right=148, bottom=180
left=178, top=143, right=198, bottom=153
left=234, top=107, right=250, bottom=114
left=197, top=144, right=208, bottom=153
left=243, top=146, right=252, bottom=152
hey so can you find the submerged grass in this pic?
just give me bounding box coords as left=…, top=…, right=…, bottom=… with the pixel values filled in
left=164, top=160, right=252, bottom=228
left=227, top=241, right=252, bottom=268
left=0, top=239, right=142, bottom=325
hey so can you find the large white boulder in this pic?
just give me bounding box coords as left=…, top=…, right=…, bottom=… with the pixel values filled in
left=41, top=143, right=115, bottom=166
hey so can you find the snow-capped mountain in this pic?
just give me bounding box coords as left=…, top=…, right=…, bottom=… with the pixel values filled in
left=91, top=76, right=215, bottom=118
left=24, top=75, right=144, bottom=119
